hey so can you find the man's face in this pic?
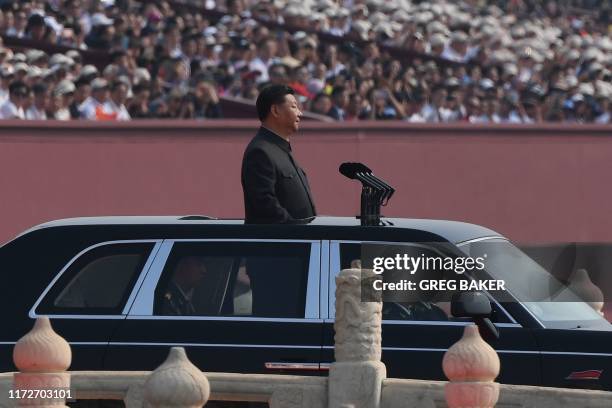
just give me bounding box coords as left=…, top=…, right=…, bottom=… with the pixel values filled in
left=272, top=94, right=302, bottom=134
left=347, top=94, right=362, bottom=113
left=93, top=88, right=109, bottom=102
left=76, top=84, right=91, bottom=102
left=433, top=89, right=447, bottom=105
left=312, top=95, right=331, bottom=115
left=335, top=90, right=349, bottom=108
left=175, top=257, right=207, bottom=289
left=263, top=40, right=277, bottom=59
left=136, top=89, right=150, bottom=102
left=61, top=92, right=74, bottom=106
left=30, top=24, right=45, bottom=41
left=446, top=92, right=460, bottom=109
left=294, top=67, right=308, bottom=84
left=13, top=91, right=27, bottom=107
left=184, top=39, right=197, bottom=56
left=113, top=84, right=127, bottom=104
left=452, top=40, right=467, bottom=55
left=269, top=66, right=287, bottom=85
left=117, top=55, right=128, bottom=67
left=184, top=263, right=206, bottom=287
left=34, top=91, right=48, bottom=108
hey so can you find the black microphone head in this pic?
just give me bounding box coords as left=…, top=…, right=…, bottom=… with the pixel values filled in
left=339, top=162, right=358, bottom=179
left=353, top=162, right=372, bottom=174
left=339, top=162, right=372, bottom=179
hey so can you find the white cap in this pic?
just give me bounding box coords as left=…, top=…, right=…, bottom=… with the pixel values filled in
left=14, top=62, right=29, bottom=73
left=91, top=13, right=113, bottom=26
left=80, top=64, right=99, bottom=77
left=54, top=79, right=76, bottom=96
left=91, top=77, right=109, bottom=90
left=134, top=67, right=151, bottom=84
left=352, top=20, right=371, bottom=40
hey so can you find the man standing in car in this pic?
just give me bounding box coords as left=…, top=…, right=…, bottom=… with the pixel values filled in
left=241, top=84, right=316, bottom=224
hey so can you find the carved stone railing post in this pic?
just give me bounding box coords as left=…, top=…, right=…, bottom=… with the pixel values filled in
left=13, top=317, right=72, bottom=407
left=144, top=347, right=210, bottom=408
left=443, top=325, right=500, bottom=408
left=328, top=268, right=386, bottom=408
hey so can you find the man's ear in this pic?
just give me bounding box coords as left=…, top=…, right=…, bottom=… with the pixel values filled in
left=270, top=104, right=278, bottom=118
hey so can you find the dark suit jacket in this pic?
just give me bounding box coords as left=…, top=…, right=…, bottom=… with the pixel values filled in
left=327, top=105, right=345, bottom=121
left=241, top=127, right=316, bottom=223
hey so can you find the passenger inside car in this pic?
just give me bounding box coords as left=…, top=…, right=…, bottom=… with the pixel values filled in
left=154, top=242, right=309, bottom=318
left=159, top=256, right=208, bottom=315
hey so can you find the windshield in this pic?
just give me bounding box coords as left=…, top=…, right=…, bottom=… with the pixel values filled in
left=458, top=238, right=608, bottom=329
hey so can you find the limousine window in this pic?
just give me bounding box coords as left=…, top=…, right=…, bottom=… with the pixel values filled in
left=460, top=238, right=607, bottom=327
left=37, top=242, right=155, bottom=315
left=339, top=243, right=511, bottom=323
left=153, top=242, right=310, bottom=318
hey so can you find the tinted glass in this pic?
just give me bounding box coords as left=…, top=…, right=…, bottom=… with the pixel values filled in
left=38, top=242, right=155, bottom=315
left=339, top=243, right=511, bottom=323
left=460, top=239, right=607, bottom=328
left=154, top=242, right=311, bottom=318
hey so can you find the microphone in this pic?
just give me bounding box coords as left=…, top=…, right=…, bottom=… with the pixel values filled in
left=339, top=162, right=372, bottom=179
left=338, top=161, right=395, bottom=226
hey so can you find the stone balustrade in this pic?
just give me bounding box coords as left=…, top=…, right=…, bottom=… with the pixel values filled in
left=329, top=268, right=385, bottom=408
left=12, top=317, right=71, bottom=408
left=0, top=267, right=611, bottom=407
left=443, top=325, right=500, bottom=408
left=144, top=347, right=210, bottom=408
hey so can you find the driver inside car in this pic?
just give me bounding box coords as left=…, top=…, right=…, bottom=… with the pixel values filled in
left=160, top=256, right=207, bottom=315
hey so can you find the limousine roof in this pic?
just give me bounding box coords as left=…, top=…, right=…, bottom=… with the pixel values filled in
left=18, top=216, right=504, bottom=245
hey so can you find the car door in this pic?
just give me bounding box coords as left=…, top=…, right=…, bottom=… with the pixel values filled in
left=104, top=238, right=325, bottom=375
left=320, top=240, right=542, bottom=386
left=30, top=240, right=162, bottom=369
left=534, top=326, right=612, bottom=391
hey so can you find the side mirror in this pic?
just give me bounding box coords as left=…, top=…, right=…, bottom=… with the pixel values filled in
left=451, top=290, right=492, bottom=317
left=451, top=290, right=499, bottom=341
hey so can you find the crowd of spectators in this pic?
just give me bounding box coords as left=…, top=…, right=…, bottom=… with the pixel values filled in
left=0, top=0, right=609, bottom=123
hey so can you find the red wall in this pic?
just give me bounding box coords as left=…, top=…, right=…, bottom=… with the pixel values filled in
left=1, top=120, right=611, bottom=245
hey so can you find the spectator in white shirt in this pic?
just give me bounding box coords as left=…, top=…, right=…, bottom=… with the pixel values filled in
left=440, top=91, right=466, bottom=122
left=0, top=80, right=28, bottom=119
left=104, top=80, right=131, bottom=120
left=26, top=83, right=48, bottom=120
left=249, top=38, right=277, bottom=83
left=421, top=85, right=446, bottom=123
left=79, top=78, right=110, bottom=120
left=441, top=32, right=469, bottom=63
left=498, top=97, right=524, bottom=124
left=0, top=64, right=14, bottom=105
left=403, top=94, right=427, bottom=123
left=53, top=80, right=76, bottom=121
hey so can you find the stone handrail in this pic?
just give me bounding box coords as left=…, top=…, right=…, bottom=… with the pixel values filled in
left=2, top=369, right=611, bottom=408
left=0, top=370, right=329, bottom=407
left=0, top=268, right=611, bottom=407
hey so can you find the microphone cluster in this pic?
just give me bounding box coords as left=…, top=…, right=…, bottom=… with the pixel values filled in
left=339, top=162, right=395, bottom=226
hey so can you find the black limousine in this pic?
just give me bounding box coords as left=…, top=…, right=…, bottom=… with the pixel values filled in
left=0, top=214, right=610, bottom=392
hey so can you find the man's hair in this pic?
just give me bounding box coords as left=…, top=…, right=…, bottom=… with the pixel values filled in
left=110, top=80, right=127, bottom=92
left=256, top=84, right=295, bottom=121
left=9, top=81, right=29, bottom=96
left=312, top=92, right=331, bottom=104
left=331, top=86, right=346, bottom=99
left=32, top=83, right=47, bottom=96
